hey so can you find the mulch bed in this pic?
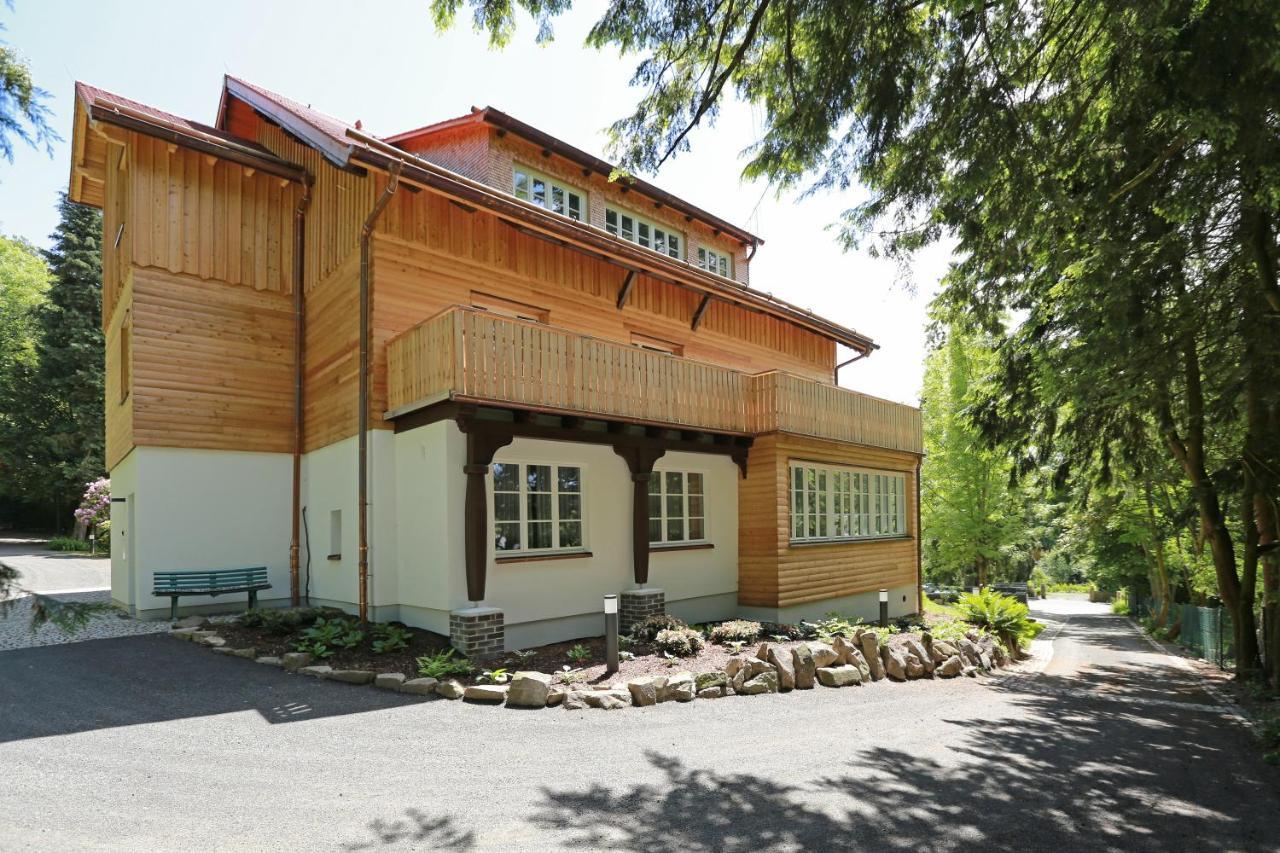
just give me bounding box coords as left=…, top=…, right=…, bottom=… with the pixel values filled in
left=211, top=612, right=940, bottom=687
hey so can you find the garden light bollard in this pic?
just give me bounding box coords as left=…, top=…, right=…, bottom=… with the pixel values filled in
left=879, top=588, right=889, bottom=628
left=89, top=531, right=96, bottom=556
left=604, top=594, right=619, bottom=674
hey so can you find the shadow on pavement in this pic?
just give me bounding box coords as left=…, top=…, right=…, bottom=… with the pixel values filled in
left=0, top=633, right=423, bottom=743
left=343, top=809, right=476, bottom=851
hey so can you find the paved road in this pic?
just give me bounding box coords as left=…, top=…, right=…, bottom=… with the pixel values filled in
left=1, top=597, right=1277, bottom=852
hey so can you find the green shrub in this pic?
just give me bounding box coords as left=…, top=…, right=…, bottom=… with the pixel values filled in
left=810, top=613, right=860, bottom=641
left=566, top=643, right=592, bottom=663
left=46, top=536, right=89, bottom=552
left=417, top=648, right=473, bottom=679
left=371, top=623, right=412, bottom=654
left=958, top=589, right=1043, bottom=653
left=653, top=627, right=705, bottom=658
left=239, top=607, right=329, bottom=636
left=1111, top=597, right=1131, bottom=616
left=630, top=613, right=687, bottom=642
left=927, top=619, right=980, bottom=646
left=293, top=616, right=364, bottom=659
left=707, top=620, right=762, bottom=645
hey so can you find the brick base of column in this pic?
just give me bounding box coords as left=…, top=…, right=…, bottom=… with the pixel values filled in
left=620, top=588, right=665, bottom=633
left=449, top=606, right=504, bottom=660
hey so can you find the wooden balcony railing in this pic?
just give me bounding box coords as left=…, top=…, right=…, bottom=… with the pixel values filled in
left=386, top=307, right=922, bottom=454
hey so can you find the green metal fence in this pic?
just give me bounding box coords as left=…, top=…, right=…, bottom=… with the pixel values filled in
left=1127, top=595, right=1236, bottom=670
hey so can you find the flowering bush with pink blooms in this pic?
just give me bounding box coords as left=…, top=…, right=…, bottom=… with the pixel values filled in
left=73, top=478, right=111, bottom=531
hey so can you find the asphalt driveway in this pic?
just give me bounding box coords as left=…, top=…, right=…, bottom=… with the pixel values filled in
left=1, top=597, right=1277, bottom=852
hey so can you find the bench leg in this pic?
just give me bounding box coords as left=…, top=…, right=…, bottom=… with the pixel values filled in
left=170, top=597, right=178, bottom=621
left=248, top=589, right=258, bottom=611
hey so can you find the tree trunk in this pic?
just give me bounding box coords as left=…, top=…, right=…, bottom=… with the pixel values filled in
left=1142, top=473, right=1172, bottom=627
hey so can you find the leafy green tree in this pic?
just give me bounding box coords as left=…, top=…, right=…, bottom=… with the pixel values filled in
left=436, top=0, right=1280, bottom=683
left=921, top=319, right=1019, bottom=588
left=0, top=196, right=104, bottom=524
left=0, top=6, right=57, bottom=162
left=0, top=234, right=49, bottom=518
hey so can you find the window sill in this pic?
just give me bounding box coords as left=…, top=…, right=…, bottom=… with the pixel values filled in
left=788, top=535, right=914, bottom=548
left=496, top=550, right=592, bottom=565
left=649, top=542, right=714, bottom=553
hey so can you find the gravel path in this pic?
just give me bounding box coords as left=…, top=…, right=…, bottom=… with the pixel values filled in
left=0, top=540, right=169, bottom=650
left=1, top=596, right=1277, bottom=851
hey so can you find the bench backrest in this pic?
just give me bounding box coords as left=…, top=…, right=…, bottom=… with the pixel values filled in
left=153, top=567, right=269, bottom=592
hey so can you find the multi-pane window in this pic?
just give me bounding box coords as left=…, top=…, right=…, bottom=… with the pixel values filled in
left=605, top=206, right=682, bottom=259
left=648, top=471, right=705, bottom=544
left=790, top=463, right=907, bottom=542
left=697, top=246, right=732, bottom=278
left=492, top=462, right=584, bottom=553
left=513, top=167, right=584, bottom=221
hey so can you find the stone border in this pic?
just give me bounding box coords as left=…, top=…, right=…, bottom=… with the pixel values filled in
left=169, top=615, right=1016, bottom=712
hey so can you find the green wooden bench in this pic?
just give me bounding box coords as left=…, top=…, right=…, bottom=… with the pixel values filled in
left=152, top=567, right=271, bottom=620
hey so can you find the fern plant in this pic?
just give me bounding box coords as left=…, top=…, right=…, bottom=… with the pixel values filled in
left=958, top=589, right=1042, bottom=654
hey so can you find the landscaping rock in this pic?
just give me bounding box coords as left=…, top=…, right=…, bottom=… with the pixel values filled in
left=848, top=649, right=872, bottom=683
left=962, top=666, right=979, bottom=678
left=938, top=655, right=964, bottom=678
left=766, top=646, right=796, bottom=691
left=791, top=644, right=817, bottom=690
left=737, top=670, right=779, bottom=695
left=730, top=666, right=747, bottom=693
left=930, top=641, right=959, bottom=666
left=660, top=672, right=696, bottom=703
left=255, top=656, right=282, bottom=666
left=173, top=615, right=209, bottom=630
left=881, top=646, right=908, bottom=681
left=169, top=628, right=199, bottom=641
left=992, top=644, right=1010, bottom=667
left=816, top=664, right=862, bottom=687
left=860, top=633, right=886, bottom=680
left=210, top=646, right=236, bottom=656
left=400, top=677, right=439, bottom=696
left=506, top=671, right=553, bottom=708
left=562, top=690, right=589, bottom=710
left=195, top=632, right=225, bottom=648
left=745, top=657, right=775, bottom=679
left=724, top=658, right=745, bottom=679
left=328, top=669, right=376, bottom=685
left=695, top=672, right=728, bottom=694
left=756, top=642, right=772, bottom=660
left=228, top=647, right=257, bottom=660
left=978, top=651, right=993, bottom=671
left=436, top=679, right=465, bottom=699
left=959, top=639, right=983, bottom=667
left=281, top=652, right=313, bottom=671
left=905, top=654, right=926, bottom=679
left=375, top=672, right=407, bottom=691
left=627, top=675, right=667, bottom=707
left=809, top=642, right=840, bottom=668
left=832, top=636, right=859, bottom=666
left=582, top=689, right=630, bottom=710
left=697, top=688, right=724, bottom=699
left=463, top=684, right=508, bottom=703
left=903, top=637, right=935, bottom=674
left=546, top=686, right=567, bottom=707
left=299, top=665, right=333, bottom=679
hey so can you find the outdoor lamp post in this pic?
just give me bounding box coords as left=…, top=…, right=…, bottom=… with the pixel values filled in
left=89, top=530, right=96, bottom=556
left=878, top=588, right=889, bottom=627
left=604, top=594, right=619, bottom=674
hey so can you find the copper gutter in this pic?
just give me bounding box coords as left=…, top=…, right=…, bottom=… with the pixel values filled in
left=356, top=163, right=402, bottom=622
left=289, top=181, right=312, bottom=606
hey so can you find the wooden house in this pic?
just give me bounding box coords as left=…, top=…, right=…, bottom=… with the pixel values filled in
left=68, top=76, right=923, bottom=653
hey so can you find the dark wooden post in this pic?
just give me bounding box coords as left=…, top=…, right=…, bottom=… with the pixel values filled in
left=459, top=419, right=513, bottom=604
left=613, top=444, right=666, bottom=586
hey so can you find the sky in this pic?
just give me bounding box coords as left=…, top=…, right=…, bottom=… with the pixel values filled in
left=0, top=0, right=951, bottom=405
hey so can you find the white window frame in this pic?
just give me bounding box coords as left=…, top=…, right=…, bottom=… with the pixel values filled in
left=605, top=205, right=683, bottom=260
left=789, top=462, right=907, bottom=543
left=697, top=246, right=733, bottom=278
left=491, top=460, right=587, bottom=555
left=648, top=469, right=707, bottom=545
left=513, top=165, right=586, bottom=222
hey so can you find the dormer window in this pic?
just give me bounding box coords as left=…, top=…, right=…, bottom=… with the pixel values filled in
left=605, top=206, right=682, bottom=260
left=697, top=247, right=732, bottom=279
left=513, top=165, right=584, bottom=221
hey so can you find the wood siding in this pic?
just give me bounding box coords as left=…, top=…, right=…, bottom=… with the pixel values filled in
left=127, top=132, right=300, bottom=294
left=738, top=433, right=920, bottom=609
left=304, top=251, right=359, bottom=451
left=127, top=266, right=294, bottom=455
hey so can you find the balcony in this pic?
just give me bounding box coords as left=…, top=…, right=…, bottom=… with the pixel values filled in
left=385, top=306, right=922, bottom=454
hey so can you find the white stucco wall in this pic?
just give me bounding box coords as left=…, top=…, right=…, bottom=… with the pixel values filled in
left=111, top=446, right=292, bottom=617
left=391, top=423, right=739, bottom=646
left=108, top=449, right=137, bottom=609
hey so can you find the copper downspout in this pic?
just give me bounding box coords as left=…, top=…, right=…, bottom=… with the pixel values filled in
left=357, top=164, right=402, bottom=623
left=289, top=181, right=312, bottom=607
